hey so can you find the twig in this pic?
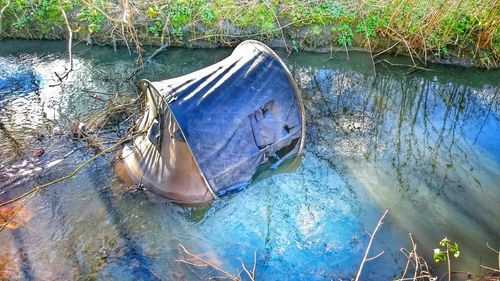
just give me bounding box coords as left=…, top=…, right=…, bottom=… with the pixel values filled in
left=387, top=27, right=419, bottom=66
left=447, top=251, right=453, bottom=281
left=0, top=192, right=36, bottom=232
left=126, top=44, right=168, bottom=80
left=379, top=59, right=435, bottom=72
left=481, top=244, right=500, bottom=274
left=264, top=0, right=289, bottom=54
left=252, top=250, right=256, bottom=278
left=239, top=258, right=255, bottom=281
left=82, top=0, right=124, bottom=23
left=395, top=233, right=435, bottom=281
left=486, top=243, right=500, bottom=254
left=188, top=19, right=303, bottom=43
left=373, top=41, right=399, bottom=58
left=53, top=0, right=74, bottom=84
left=354, top=209, right=388, bottom=281
left=238, top=251, right=257, bottom=281
left=410, top=234, right=420, bottom=281
left=366, top=35, right=376, bottom=75
left=177, top=244, right=240, bottom=281
left=0, top=130, right=144, bottom=210
left=365, top=251, right=385, bottom=262
left=0, top=0, right=13, bottom=38
left=82, top=0, right=143, bottom=60
left=480, top=265, right=500, bottom=273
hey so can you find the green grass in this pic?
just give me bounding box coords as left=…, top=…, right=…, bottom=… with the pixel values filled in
left=0, top=0, right=498, bottom=67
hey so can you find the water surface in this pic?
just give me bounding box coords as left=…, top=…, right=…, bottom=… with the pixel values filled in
left=0, top=40, right=499, bottom=280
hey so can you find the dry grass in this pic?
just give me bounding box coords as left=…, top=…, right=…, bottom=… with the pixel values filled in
left=0, top=0, right=498, bottom=67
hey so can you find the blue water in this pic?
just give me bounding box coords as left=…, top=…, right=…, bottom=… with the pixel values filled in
left=0, top=40, right=499, bottom=280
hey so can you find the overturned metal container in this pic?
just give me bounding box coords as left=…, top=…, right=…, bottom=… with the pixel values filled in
left=121, top=40, right=305, bottom=203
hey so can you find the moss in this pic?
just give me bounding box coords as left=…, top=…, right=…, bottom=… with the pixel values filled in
left=0, top=0, right=498, bottom=67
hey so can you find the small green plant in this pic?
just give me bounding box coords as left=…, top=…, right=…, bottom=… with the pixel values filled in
left=335, top=24, right=353, bottom=47
left=434, top=237, right=460, bottom=262
left=171, top=26, right=184, bottom=40
left=11, top=14, right=31, bottom=30
left=145, top=6, right=161, bottom=19
left=434, top=237, right=460, bottom=281
left=168, top=3, right=192, bottom=29
left=77, top=7, right=105, bottom=34
left=440, top=46, right=450, bottom=57
left=311, top=25, right=322, bottom=36
left=148, top=21, right=164, bottom=37
left=202, top=9, right=215, bottom=24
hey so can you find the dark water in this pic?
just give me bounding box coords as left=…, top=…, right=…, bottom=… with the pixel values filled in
left=0, top=40, right=499, bottom=280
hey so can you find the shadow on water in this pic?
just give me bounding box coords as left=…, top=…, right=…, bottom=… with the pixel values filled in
left=0, top=40, right=499, bottom=280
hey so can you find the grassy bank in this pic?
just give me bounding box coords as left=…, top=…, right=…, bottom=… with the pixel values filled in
left=0, top=0, right=499, bottom=68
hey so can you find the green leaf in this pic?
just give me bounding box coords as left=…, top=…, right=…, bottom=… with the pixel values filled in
left=450, top=242, right=460, bottom=258
left=439, top=237, right=450, bottom=247
left=433, top=249, right=447, bottom=263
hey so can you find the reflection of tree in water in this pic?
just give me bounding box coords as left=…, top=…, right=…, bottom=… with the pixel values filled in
left=292, top=64, right=499, bottom=198
left=292, top=64, right=500, bottom=269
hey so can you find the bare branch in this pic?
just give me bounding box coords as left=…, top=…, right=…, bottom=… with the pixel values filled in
left=177, top=244, right=240, bottom=281
left=0, top=192, right=35, bottom=232
left=0, top=130, right=144, bottom=209
left=264, top=0, right=289, bottom=54
left=53, top=0, right=74, bottom=84
left=480, top=265, right=500, bottom=273
left=0, top=0, right=12, bottom=38
left=354, top=209, right=388, bottom=281
left=486, top=243, right=499, bottom=254
left=365, top=251, right=385, bottom=262
left=394, top=233, right=435, bottom=281
left=82, top=0, right=125, bottom=24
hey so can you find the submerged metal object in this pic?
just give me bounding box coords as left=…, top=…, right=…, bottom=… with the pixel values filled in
left=122, top=40, right=305, bottom=203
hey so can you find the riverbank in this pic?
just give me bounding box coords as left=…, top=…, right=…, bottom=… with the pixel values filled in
left=0, top=0, right=498, bottom=68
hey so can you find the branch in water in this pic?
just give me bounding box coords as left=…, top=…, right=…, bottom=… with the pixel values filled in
left=177, top=244, right=257, bottom=281
left=52, top=0, right=74, bottom=85
left=354, top=209, right=388, bottom=281
left=0, top=129, right=145, bottom=211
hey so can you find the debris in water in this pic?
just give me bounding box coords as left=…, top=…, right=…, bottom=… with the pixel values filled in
left=32, top=148, right=45, bottom=158
left=0, top=201, right=33, bottom=230
left=71, top=122, right=87, bottom=138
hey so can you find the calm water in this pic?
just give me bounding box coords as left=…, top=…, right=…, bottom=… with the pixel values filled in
left=0, top=40, right=499, bottom=280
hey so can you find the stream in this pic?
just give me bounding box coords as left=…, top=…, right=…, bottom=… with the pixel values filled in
left=0, top=40, right=499, bottom=280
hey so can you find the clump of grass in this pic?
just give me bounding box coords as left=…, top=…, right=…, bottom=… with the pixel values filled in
left=0, top=0, right=498, bottom=67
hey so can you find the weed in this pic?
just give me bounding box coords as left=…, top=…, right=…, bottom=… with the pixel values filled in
left=0, top=0, right=497, bottom=67
left=335, top=24, right=353, bottom=46
left=77, top=7, right=105, bottom=34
